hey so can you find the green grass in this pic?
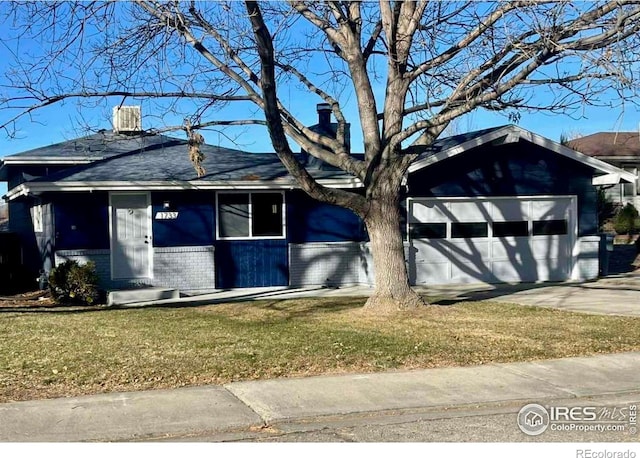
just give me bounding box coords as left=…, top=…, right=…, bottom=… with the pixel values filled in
left=1, top=297, right=640, bottom=402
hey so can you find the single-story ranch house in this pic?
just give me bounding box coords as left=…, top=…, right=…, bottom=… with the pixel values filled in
left=1, top=107, right=635, bottom=292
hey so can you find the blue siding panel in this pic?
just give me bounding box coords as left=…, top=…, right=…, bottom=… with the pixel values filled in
left=215, top=239, right=288, bottom=288
left=287, top=191, right=365, bottom=243
left=152, top=192, right=215, bottom=247
left=54, top=193, right=110, bottom=250
left=8, top=200, right=40, bottom=276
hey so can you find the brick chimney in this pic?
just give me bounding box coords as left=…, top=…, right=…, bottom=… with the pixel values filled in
left=317, top=103, right=331, bottom=128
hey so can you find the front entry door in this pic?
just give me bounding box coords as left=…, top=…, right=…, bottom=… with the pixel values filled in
left=110, top=193, right=151, bottom=280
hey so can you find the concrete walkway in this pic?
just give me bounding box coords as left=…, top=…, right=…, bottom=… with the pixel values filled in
left=1, top=352, right=639, bottom=442
left=120, top=274, right=640, bottom=317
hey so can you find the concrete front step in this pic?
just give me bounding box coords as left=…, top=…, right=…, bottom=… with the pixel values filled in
left=107, top=288, right=180, bottom=306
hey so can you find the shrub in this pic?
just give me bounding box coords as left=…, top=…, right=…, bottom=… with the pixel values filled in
left=48, top=260, right=100, bottom=305
left=596, top=188, right=616, bottom=231
left=613, top=203, right=639, bottom=235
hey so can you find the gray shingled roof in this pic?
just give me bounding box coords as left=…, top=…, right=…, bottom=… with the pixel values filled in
left=30, top=133, right=350, bottom=183
left=4, top=131, right=173, bottom=161
left=6, top=125, right=508, bottom=185
left=416, top=125, right=509, bottom=159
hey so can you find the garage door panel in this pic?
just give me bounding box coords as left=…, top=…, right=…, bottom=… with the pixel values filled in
left=531, top=236, right=568, bottom=260
left=449, top=201, right=490, bottom=222
left=449, top=239, right=490, bottom=259
left=409, top=197, right=575, bottom=286
left=410, top=201, right=449, bottom=223
left=491, top=260, right=537, bottom=282
left=451, top=262, right=491, bottom=283
left=531, top=199, right=570, bottom=220
left=491, top=200, right=529, bottom=221
left=491, top=238, right=531, bottom=261
left=412, top=240, right=450, bottom=263
left=414, top=261, right=450, bottom=285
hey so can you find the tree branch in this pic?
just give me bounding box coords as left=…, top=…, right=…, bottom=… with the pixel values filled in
left=245, top=0, right=366, bottom=214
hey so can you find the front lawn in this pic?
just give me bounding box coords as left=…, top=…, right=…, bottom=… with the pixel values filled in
left=1, top=297, right=640, bottom=402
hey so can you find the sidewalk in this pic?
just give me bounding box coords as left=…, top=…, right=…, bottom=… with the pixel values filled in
left=1, top=351, right=639, bottom=442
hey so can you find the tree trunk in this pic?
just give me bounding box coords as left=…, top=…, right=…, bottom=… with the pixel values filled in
left=362, top=192, right=426, bottom=313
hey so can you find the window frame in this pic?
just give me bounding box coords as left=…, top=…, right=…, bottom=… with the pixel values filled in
left=215, top=190, right=286, bottom=241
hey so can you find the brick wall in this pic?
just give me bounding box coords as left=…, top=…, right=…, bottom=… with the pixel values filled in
left=289, top=242, right=371, bottom=287
left=153, top=246, right=215, bottom=290
left=55, top=246, right=215, bottom=291
left=288, top=242, right=416, bottom=287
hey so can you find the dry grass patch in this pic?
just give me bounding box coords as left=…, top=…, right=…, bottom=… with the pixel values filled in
left=1, top=296, right=640, bottom=402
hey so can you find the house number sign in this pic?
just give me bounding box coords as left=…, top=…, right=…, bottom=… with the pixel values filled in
left=155, top=212, right=179, bottom=220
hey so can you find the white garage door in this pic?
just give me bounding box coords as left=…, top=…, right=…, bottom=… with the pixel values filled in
left=408, top=196, right=576, bottom=285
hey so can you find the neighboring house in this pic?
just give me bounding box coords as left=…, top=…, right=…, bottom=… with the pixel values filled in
left=567, top=132, right=640, bottom=209
left=0, top=107, right=635, bottom=292
left=0, top=202, right=7, bottom=232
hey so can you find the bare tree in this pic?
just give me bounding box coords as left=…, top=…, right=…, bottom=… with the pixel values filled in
left=1, top=1, right=640, bottom=312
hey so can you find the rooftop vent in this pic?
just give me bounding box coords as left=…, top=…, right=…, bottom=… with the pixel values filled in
left=113, top=106, right=142, bottom=133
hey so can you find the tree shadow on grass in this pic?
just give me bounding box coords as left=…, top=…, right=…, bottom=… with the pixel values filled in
left=247, top=296, right=367, bottom=319
left=0, top=295, right=368, bottom=316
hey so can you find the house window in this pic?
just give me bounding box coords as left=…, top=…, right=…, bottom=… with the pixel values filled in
left=217, top=192, right=284, bottom=239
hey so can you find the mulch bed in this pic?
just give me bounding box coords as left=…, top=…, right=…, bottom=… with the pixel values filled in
left=0, top=290, right=54, bottom=307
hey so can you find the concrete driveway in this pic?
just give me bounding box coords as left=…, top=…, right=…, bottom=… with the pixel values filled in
left=418, top=275, right=640, bottom=316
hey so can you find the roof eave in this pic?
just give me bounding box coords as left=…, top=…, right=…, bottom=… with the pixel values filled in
left=1, top=158, right=99, bottom=165
left=5, top=177, right=364, bottom=200
left=408, top=125, right=637, bottom=182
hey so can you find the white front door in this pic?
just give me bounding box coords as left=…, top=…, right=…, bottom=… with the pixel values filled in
left=110, top=193, right=152, bottom=280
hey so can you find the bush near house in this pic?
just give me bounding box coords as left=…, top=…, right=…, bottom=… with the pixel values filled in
left=596, top=188, right=617, bottom=232
left=613, top=203, right=640, bottom=236
left=48, top=260, right=100, bottom=305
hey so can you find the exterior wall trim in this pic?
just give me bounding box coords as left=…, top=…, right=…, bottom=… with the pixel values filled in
left=5, top=178, right=364, bottom=200
left=407, top=125, right=637, bottom=184
left=215, top=190, right=287, bottom=241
